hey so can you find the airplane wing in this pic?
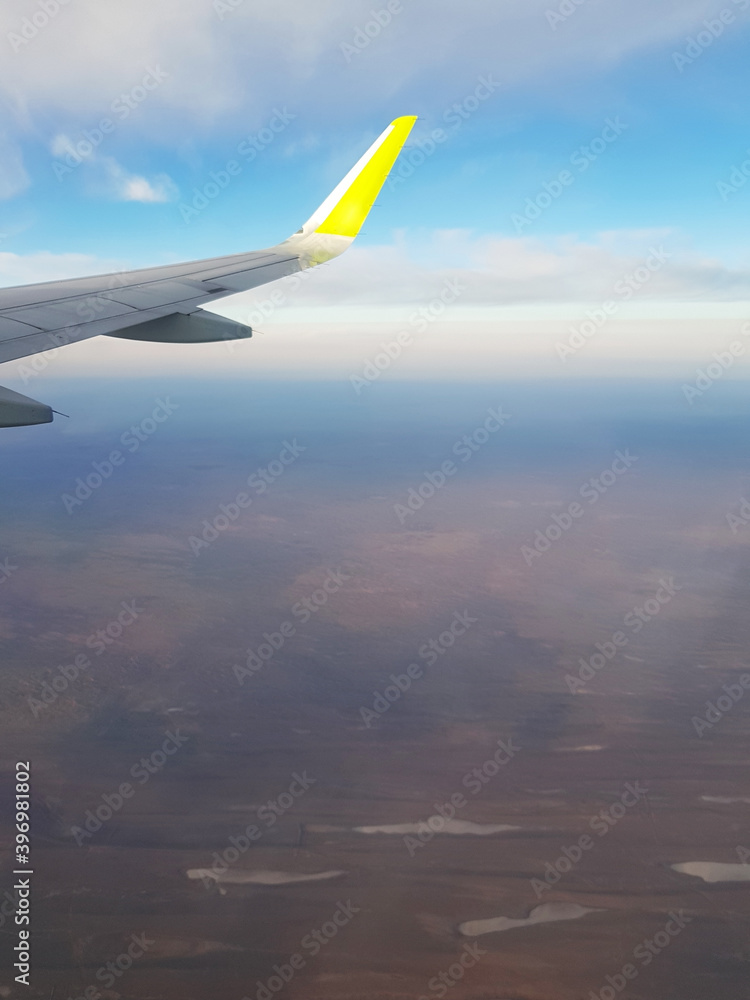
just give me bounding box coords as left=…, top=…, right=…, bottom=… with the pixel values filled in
left=0, top=115, right=417, bottom=427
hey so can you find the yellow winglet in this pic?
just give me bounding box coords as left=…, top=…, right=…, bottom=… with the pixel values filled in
left=311, top=116, right=418, bottom=239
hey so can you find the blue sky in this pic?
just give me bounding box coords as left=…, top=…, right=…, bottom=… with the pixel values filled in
left=1, top=0, right=750, bottom=380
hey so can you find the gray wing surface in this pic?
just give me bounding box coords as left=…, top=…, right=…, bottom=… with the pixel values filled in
left=0, top=246, right=302, bottom=366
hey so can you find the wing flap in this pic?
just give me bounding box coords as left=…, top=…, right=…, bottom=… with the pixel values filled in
left=0, top=315, right=44, bottom=337
left=101, top=280, right=214, bottom=310
left=7, top=296, right=139, bottom=331
left=199, top=255, right=302, bottom=293
left=0, top=306, right=184, bottom=365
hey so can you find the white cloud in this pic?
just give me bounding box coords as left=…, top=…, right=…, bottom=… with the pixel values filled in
left=47, top=133, right=178, bottom=202
left=50, top=132, right=72, bottom=158
left=2, top=230, right=750, bottom=387
left=0, top=251, right=125, bottom=287
left=2, top=227, right=748, bottom=304
left=102, top=159, right=178, bottom=203
left=224, top=229, right=750, bottom=310
left=0, top=0, right=745, bottom=141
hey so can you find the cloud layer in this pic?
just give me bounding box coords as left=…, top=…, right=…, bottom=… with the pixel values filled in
left=1, top=0, right=744, bottom=137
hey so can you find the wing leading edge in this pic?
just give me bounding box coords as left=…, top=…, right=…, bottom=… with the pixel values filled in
left=0, top=115, right=417, bottom=426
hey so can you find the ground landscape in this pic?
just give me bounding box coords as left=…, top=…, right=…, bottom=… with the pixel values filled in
left=1, top=378, right=749, bottom=1000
